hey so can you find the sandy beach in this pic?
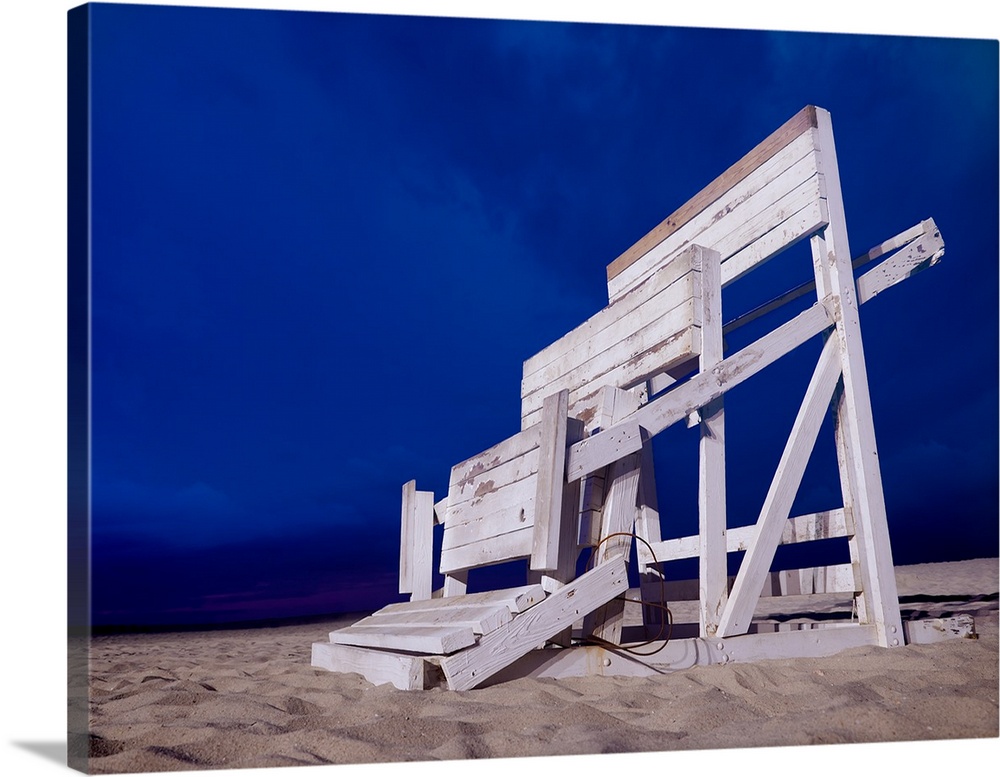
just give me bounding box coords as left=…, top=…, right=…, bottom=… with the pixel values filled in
left=84, top=558, right=998, bottom=774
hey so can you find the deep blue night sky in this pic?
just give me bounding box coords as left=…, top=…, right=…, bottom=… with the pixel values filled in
left=81, top=2, right=998, bottom=627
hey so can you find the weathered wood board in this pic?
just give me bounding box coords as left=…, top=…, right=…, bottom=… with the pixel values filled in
left=520, top=244, right=706, bottom=432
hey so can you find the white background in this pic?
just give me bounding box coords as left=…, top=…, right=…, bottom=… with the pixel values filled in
left=1, top=2, right=996, bottom=776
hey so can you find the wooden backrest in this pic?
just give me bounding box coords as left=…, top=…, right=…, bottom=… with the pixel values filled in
left=520, top=105, right=827, bottom=434
left=606, top=105, right=826, bottom=301
left=440, top=390, right=582, bottom=577
left=520, top=243, right=713, bottom=433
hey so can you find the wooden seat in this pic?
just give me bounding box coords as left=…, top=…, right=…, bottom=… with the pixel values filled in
left=312, top=389, right=631, bottom=690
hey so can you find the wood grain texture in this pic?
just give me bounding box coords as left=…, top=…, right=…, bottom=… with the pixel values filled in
left=607, top=105, right=818, bottom=283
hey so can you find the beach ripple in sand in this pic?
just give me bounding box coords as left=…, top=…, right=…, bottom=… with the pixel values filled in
left=86, top=559, right=999, bottom=773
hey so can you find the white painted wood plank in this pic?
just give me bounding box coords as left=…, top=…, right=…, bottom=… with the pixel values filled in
left=829, top=384, right=869, bottom=622
left=584, top=448, right=642, bottom=644
left=356, top=602, right=513, bottom=635
left=715, top=170, right=826, bottom=268
left=379, top=584, right=546, bottom=616
left=855, top=225, right=945, bottom=302
left=646, top=508, right=849, bottom=562
left=904, top=615, right=976, bottom=644
left=696, top=246, right=727, bottom=638
left=442, top=497, right=535, bottom=550
left=531, top=328, right=700, bottom=431
left=722, top=218, right=940, bottom=338
left=433, top=496, right=448, bottom=526
left=447, top=447, right=538, bottom=508
left=541, top=417, right=585, bottom=582
left=720, top=196, right=830, bottom=286
left=851, top=218, right=933, bottom=270
left=311, top=641, right=427, bottom=690
left=448, top=425, right=540, bottom=491
left=439, top=524, right=534, bottom=573
left=774, top=562, right=856, bottom=595
left=328, top=623, right=477, bottom=655
left=566, top=300, right=834, bottom=482
left=646, top=624, right=879, bottom=666
left=443, top=477, right=536, bottom=534
left=608, top=110, right=820, bottom=284
left=486, top=623, right=881, bottom=684
left=441, top=556, right=630, bottom=690
left=634, top=439, right=662, bottom=567
left=442, top=571, right=468, bottom=598
left=717, top=334, right=843, bottom=638
left=566, top=419, right=648, bottom=484
left=531, top=390, right=570, bottom=572
left=520, top=301, right=700, bottom=419
left=523, top=256, right=700, bottom=381
left=609, top=131, right=821, bottom=300
left=611, top=157, right=823, bottom=300
left=398, top=481, right=416, bottom=595
left=811, top=106, right=903, bottom=649
left=410, top=490, right=434, bottom=601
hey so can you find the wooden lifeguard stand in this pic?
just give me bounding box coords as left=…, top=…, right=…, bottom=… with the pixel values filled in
left=312, top=106, right=970, bottom=690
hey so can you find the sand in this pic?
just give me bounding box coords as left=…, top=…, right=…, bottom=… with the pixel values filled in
left=85, top=558, right=999, bottom=774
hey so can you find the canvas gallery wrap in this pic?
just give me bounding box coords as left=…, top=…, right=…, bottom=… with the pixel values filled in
left=67, top=2, right=999, bottom=775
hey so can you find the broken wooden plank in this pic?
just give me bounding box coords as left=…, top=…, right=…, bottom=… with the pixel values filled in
left=353, top=602, right=514, bottom=635
left=441, top=556, right=630, bottom=690
left=379, top=584, right=545, bottom=616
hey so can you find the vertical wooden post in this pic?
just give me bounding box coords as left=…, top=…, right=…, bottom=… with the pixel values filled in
left=695, top=245, right=727, bottom=637
left=811, top=107, right=903, bottom=648
left=399, top=480, right=434, bottom=602
left=582, top=386, right=643, bottom=645
left=635, top=436, right=666, bottom=637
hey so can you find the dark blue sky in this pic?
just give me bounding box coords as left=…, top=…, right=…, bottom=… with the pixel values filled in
left=81, top=2, right=998, bottom=627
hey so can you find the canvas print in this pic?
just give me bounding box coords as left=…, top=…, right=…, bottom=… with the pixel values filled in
left=68, top=2, right=999, bottom=774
